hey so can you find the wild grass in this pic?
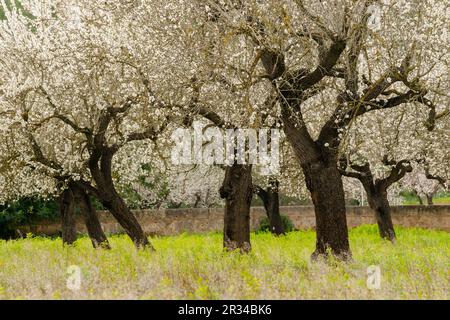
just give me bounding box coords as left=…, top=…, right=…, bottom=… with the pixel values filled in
left=432, top=197, right=450, bottom=204
left=401, top=193, right=450, bottom=205
left=0, top=225, right=448, bottom=300
left=403, top=197, right=450, bottom=205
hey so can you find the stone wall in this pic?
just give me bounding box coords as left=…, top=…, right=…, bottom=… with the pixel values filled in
left=18, top=205, right=450, bottom=237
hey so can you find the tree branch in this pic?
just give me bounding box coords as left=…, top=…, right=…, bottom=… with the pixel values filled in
left=377, top=159, right=412, bottom=190
left=424, top=166, right=447, bottom=188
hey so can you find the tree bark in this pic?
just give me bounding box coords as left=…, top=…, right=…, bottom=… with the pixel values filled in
left=274, top=57, right=352, bottom=260
left=99, top=188, right=152, bottom=249
left=254, top=179, right=284, bottom=235
left=74, top=186, right=110, bottom=249
left=412, top=189, right=424, bottom=205
left=59, top=188, right=77, bottom=245
left=89, top=149, right=153, bottom=250
left=366, top=189, right=396, bottom=242
left=220, top=164, right=253, bottom=253
left=303, top=163, right=351, bottom=260
left=426, top=194, right=434, bottom=206
left=339, top=158, right=407, bottom=243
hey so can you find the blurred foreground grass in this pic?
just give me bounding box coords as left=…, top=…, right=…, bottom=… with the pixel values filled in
left=0, top=225, right=448, bottom=299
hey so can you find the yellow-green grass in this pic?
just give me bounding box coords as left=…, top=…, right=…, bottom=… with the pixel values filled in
left=0, top=225, right=448, bottom=299
left=433, top=197, right=450, bottom=204
left=403, top=197, right=450, bottom=205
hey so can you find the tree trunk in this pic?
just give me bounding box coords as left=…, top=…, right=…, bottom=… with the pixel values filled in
left=89, top=150, right=153, bottom=250
left=75, top=187, right=110, bottom=249
left=59, top=188, right=77, bottom=245
left=366, top=190, right=396, bottom=242
left=303, top=162, right=351, bottom=260
left=426, top=194, right=434, bottom=206
left=220, top=164, right=253, bottom=253
left=339, top=158, right=406, bottom=243
left=412, top=189, right=424, bottom=205
left=100, top=189, right=152, bottom=250
left=255, top=179, right=284, bottom=235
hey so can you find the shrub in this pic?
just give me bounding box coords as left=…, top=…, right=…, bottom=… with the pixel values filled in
left=257, top=214, right=295, bottom=233
left=0, top=197, right=59, bottom=239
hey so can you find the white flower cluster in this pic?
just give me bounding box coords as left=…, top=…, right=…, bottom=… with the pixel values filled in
left=0, top=0, right=447, bottom=207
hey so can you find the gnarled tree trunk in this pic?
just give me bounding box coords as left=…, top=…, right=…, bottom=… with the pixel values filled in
left=268, top=40, right=352, bottom=260
left=366, top=189, right=396, bottom=242
left=303, top=162, right=351, bottom=260
left=89, top=150, right=153, bottom=250
left=220, top=164, right=253, bottom=253
left=73, top=185, right=110, bottom=249
left=426, top=194, right=434, bottom=206
left=412, top=189, right=424, bottom=205
left=99, top=187, right=151, bottom=249
left=60, top=188, right=77, bottom=245
left=254, top=179, right=284, bottom=235
left=340, top=158, right=411, bottom=243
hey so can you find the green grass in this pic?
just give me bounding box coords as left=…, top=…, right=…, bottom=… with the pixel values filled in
left=403, top=197, right=450, bottom=205
left=433, top=197, right=450, bottom=204
left=401, top=191, right=450, bottom=205
left=0, top=225, right=448, bottom=299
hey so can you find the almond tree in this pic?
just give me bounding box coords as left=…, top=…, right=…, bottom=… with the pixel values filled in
left=0, top=126, right=110, bottom=247
left=401, top=135, right=449, bottom=206
left=0, top=0, right=184, bottom=249
left=339, top=104, right=448, bottom=241
left=339, top=111, right=416, bottom=242
left=191, top=0, right=449, bottom=258
left=403, top=170, right=447, bottom=205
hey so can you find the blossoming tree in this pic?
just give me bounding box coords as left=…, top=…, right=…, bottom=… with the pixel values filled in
left=187, top=0, right=449, bottom=258
left=0, top=0, right=186, bottom=249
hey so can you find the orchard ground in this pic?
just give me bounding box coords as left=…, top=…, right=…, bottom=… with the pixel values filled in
left=0, top=225, right=448, bottom=300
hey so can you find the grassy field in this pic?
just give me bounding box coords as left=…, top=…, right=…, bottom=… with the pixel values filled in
left=433, top=197, right=450, bottom=204
left=403, top=197, right=450, bottom=205
left=401, top=193, right=450, bottom=205
left=0, top=225, right=448, bottom=300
